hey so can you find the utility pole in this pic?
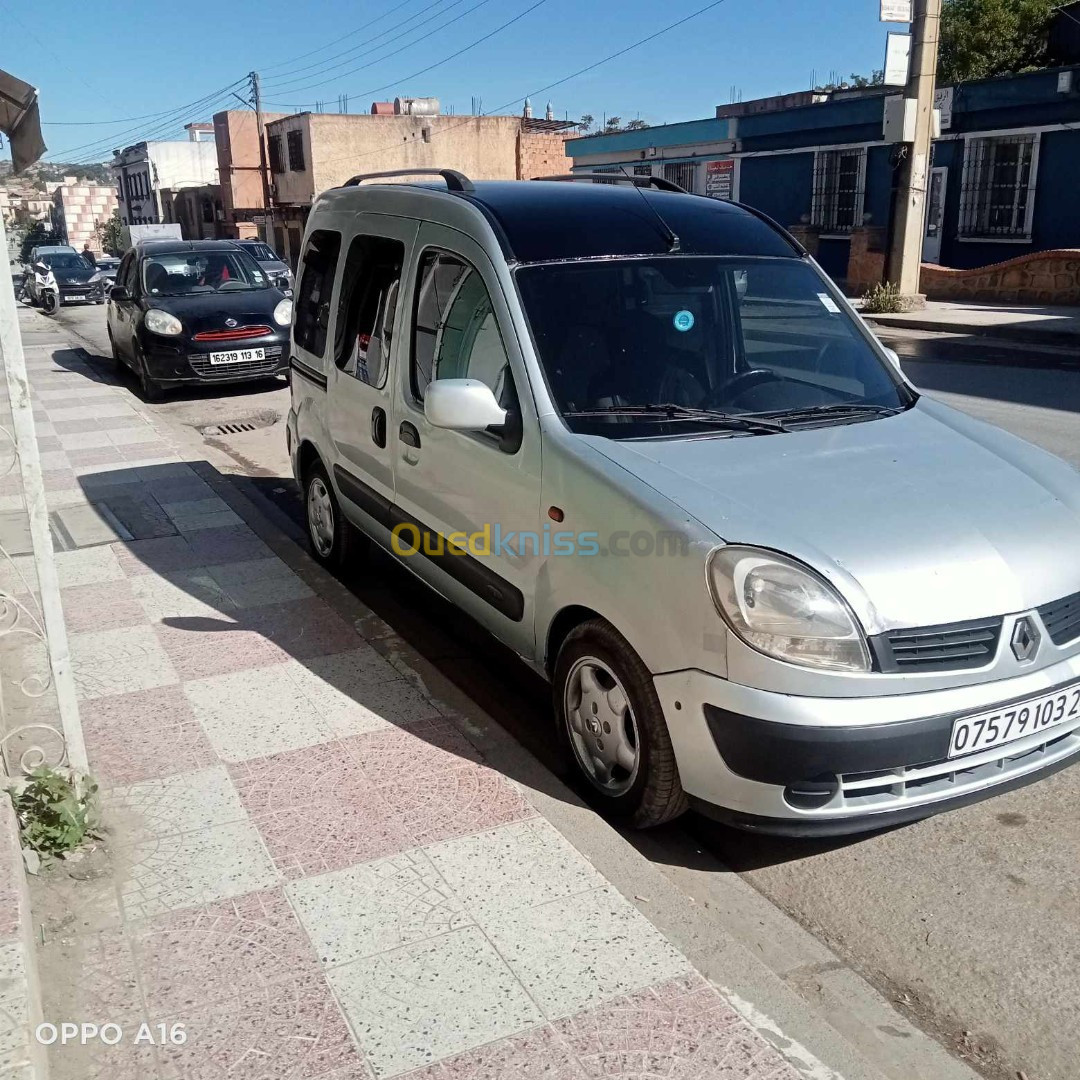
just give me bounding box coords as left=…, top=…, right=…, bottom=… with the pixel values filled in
left=885, top=0, right=943, bottom=299
left=250, top=70, right=272, bottom=244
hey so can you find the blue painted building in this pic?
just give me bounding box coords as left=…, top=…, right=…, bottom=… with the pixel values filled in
left=567, top=66, right=1080, bottom=282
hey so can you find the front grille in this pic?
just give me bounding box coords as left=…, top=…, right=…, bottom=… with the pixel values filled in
left=835, top=718, right=1080, bottom=812
left=193, top=325, right=273, bottom=341
left=871, top=616, right=1003, bottom=673
left=188, top=344, right=284, bottom=378
left=1038, top=591, right=1080, bottom=647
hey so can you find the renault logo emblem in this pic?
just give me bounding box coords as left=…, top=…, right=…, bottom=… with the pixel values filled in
left=1011, top=617, right=1041, bottom=663
left=225, top=317, right=238, bottom=328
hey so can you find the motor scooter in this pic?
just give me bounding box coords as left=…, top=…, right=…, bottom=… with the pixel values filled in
left=29, top=260, right=59, bottom=315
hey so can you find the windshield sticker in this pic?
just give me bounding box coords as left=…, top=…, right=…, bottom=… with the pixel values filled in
left=673, top=310, right=695, bottom=332
left=253, top=272, right=264, bottom=281
left=817, top=293, right=842, bottom=314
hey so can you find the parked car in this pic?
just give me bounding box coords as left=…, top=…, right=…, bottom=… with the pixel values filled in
left=94, top=255, right=122, bottom=287
left=106, top=239, right=291, bottom=400
left=287, top=169, right=1080, bottom=837
left=23, top=247, right=103, bottom=306
left=233, top=239, right=293, bottom=291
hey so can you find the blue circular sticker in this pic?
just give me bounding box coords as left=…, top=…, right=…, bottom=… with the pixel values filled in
left=673, top=310, right=695, bottom=332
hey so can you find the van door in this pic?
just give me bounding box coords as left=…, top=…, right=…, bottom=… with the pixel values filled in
left=326, top=216, right=417, bottom=544
left=391, top=224, right=542, bottom=659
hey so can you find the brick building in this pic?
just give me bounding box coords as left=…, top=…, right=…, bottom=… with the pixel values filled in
left=50, top=177, right=118, bottom=252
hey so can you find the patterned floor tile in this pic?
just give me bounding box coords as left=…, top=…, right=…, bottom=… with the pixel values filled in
left=38, top=449, right=71, bottom=471
left=41, top=468, right=80, bottom=492
left=67, top=446, right=124, bottom=468
left=483, top=886, right=691, bottom=1019
left=114, top=821, right=281, bottom=921
left=286, top=650, right=434, bottom=736
left=404, top=1025, right=585, bottom=1080
left=102, top=765, right=248, bottom=845
left=207, top=557, right=314, bottom=608
left=113, top=536, right=201, bottom=577
left=130, top=569, right=236, bottom=621
left=287, top=850, right=472, bottom=968
left=328, top=926, right=540, bottom=1078
left=130, top=889, right=320, bottom=1017
left=183, top=523, right=272, bottom=566
left=155, top=616, right=289, bottom=680
left=54, top=545, right=125, bottom=587
left=60, top=578, right=148, bottom=634
left=184, top=664, right=334, bottom=761
left=70, top=625, right=179, bottom=700
left=80, top=686, right=218, bottom=785
left=230, top=742, right=411, bottom=879
left=425, top=819, right=607, bottom=926
left=240, top=598, right=361, bottom=660
left=382, top=764, right=536, bottom=848
left=157, top=971, right=369, bottom=1080
left=343, top=721, right=480, bottom=785
left=107, top=426, right=162, bottom=447
left=553, top=974, right=799, bottom=1079
left=160, top=498, right=242, bottom=533
left=119, top=441, right=177, bottom=462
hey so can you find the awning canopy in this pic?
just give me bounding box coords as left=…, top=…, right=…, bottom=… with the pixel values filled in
left=0, top=68, right=45, bottom=173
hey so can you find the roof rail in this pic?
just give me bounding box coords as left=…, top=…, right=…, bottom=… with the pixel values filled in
left=531, top=172, right=689, bottom=194
left=341, top=168, right=474, bottom=193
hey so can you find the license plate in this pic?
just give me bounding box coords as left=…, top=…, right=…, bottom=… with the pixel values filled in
left=949, top=681, right=1080, bottom=758
left=208, top=347, right=265, bottom=366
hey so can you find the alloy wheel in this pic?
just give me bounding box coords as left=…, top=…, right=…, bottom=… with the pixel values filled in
left=564, top=656, right=641, bottom=795
left=307, top=476, right=335, bottom=558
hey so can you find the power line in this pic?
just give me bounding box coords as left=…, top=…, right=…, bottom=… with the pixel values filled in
left=262, top=0, right=494, bottom=101
left=262, top=0, right=454, bottom=86
left=265, top=0, right=540, bottom=110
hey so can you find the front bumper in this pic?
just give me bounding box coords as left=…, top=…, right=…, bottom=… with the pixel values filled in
left=654, top=649, right=1080, bottom=836
left=142, top=331, right=289, bottom=386
left=59, top=282, right=104, bottom=303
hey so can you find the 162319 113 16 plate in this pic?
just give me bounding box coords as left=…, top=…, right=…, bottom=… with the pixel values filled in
left=949, top=681, right=1080, bottom=758
left=209, top=347, right=265, bottom=366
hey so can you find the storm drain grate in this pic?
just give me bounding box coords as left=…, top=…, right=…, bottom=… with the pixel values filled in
left=198, top=413, right=279, bottom=438
left=204, top=422, right=258, bottom=436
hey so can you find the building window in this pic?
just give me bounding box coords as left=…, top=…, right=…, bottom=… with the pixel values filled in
left=959, top=133, right=1038, bottom=240
left=287, top=130, right=305, bottom=172
left=663, top=162, right=698, bottom=192
left=268, top=134, right=284, bottom=174
left=811, top=148, right=866, bottom=233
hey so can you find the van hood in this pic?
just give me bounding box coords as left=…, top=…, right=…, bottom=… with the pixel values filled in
left=587, top=399, right=1080, bottom=632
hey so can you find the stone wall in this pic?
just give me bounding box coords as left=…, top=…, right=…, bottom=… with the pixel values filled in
left=846, top=226, right=887, bottom=294
left=920, top=250, right=1080, bottom=304
left=516, top=130, right=573, bottom=179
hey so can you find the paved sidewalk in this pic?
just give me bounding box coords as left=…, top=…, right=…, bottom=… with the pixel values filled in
left=862, top=299, right=1080, bottom=345
left=22, top=344, right=805, bottom=1078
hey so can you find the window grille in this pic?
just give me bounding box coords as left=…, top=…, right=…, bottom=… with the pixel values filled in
left=811, top=148, right=866, bottom=233
left=959, top=134, right=1037, bottom=239
left=287, top=130, right=305, bottom=172
left=663, top=161, right=697, bottom=192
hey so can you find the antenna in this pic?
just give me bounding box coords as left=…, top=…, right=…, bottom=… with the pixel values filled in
left=617, top=166, right=681, bottom=253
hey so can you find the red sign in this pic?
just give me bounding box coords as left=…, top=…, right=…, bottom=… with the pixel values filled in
left=705, top=159, right=735, bottom=201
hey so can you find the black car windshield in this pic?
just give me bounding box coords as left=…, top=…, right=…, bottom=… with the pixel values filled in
left=42, top=253, right=91, bottom=271
left=241, top=243, right=279, bottom=262
left=515, top=256, right=912, bottom=438
left=142, top=250, right=269, bottom=296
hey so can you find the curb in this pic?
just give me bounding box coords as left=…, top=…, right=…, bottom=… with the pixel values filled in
left=195, top=461, right=982, bottom=1080
left=864, top=314, right=1080, bottom=348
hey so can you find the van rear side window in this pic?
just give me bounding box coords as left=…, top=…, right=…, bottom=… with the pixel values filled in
left=334, top=235, right=405, bottom=388
left=294, top=230, right=342, bottom=358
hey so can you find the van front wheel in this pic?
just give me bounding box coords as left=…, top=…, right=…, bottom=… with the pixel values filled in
left=554, top=618, right=688, bottom=828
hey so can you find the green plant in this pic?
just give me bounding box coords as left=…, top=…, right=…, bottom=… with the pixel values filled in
left=860, top=281, right=911, bottom=314
left=95, top=209, right=124, bottom=256
left=7, top=767, right=100, bottom=859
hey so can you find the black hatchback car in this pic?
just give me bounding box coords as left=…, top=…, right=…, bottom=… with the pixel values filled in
left=106, top=240, right=291, bottom=399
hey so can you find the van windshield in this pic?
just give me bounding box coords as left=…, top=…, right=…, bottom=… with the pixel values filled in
left=515, top=257, right=913, bottom=437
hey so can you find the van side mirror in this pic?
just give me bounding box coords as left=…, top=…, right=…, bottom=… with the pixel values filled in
left=110, top=285, right=130, bottom=302
left=425, top=379, right=507, bottom=432
left=883, top=347, right=902, bottom=370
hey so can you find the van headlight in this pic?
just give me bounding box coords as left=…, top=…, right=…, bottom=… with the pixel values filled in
left=273, top=298, right=293, bottom=327
left=144, top=308, right=183, bottom=336
left=707, top=545, right=871, bottom=672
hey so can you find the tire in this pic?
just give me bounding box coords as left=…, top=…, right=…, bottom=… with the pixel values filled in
left=303, top=460, right=356, bottom=572
left=134, top=344, right=162, bottom=402
left=40, top=292, right=57, bottom=316
left=107, top=329, right=124, bottom=371
left=554, top=618, right=688, bottom=828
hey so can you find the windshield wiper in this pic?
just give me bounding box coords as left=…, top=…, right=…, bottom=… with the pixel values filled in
left=756, top=402, right=904, bottom=425
left=563, top=403, right=788, bottom=433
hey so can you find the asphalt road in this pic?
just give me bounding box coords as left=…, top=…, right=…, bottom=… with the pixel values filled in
left=51, top=300, right=1080, bottom=1080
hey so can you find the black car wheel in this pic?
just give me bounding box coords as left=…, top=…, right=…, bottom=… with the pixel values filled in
left=133, top=344, right=162, bottom=402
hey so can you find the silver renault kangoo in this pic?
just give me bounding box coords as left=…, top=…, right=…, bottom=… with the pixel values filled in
left=286, top=169, right=1080, bottom=835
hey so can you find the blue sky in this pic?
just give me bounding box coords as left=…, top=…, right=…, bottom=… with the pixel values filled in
left=3, top=0, right=893, bottom=164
